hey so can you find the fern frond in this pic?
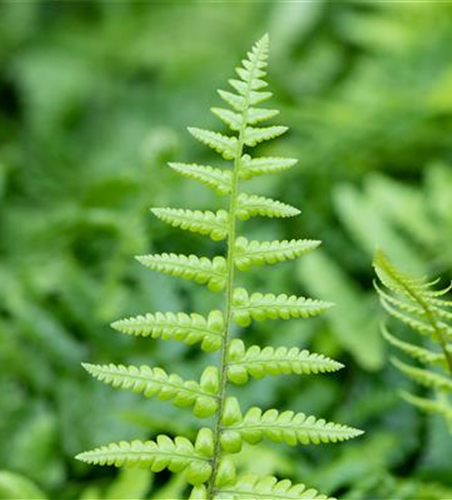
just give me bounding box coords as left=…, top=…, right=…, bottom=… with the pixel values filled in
left=236, top=194, right=300, bottom=220
left=136, top=253, right=227, bottom=292
left=232, top=287, right=333, bottom=327
left=209, top=475, right=332, bottom=500
left=169, top=163, right=232, bottom=195
left=76, top=431, right=213, bottom=485
left=188, top=127, right=237, bottom=160
left=234, top=237, right=320, bottom=271
left=82, top=363, right=220, bottom=417
left=151, top=208, right=229, bottom=241
left=111, top=310, right=224, bottom=353
left=391, top=357, right=452, bottom=392
left=80, top=35, right=362, bottom=498
left=240, top=155, right=298, bottom=180
left=382, top=325, right=447, bottom=368
left=226, top=339, right=343, bottom=385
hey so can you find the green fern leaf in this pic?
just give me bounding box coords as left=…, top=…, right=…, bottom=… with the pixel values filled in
left=169, top=163, right=232, bottom=195
left=111, top=310, right=224, bottom=353
left=236, top=194, right=300, bottom=220
left=234, top=236, right=320, bottom=271
left=136, top=253, right=227, bottom=292
left=188, top=127, right=237, bottom=160
left=76, top=430, right=213, bottom=485
left=382, top=325, right=447, bottom=368
left=82, top=363, right=220, bottom=417
left=243, top=126, right=288, bottom=147
left=228, top=80, right=272, bottom=106
left=211, top=108, right=242, bottom=131
left=247, top=107, right=280, bottom=125
left=221, top=399, right=362, bottom=448
left=208, top=474, right=333, bottom=500
left=151, top=208, right=229, bottom=241
left=232, top=287, right=333, bottom=327
left=391, top=357, right=452, bottom=392
left=240, top=155, right=298, bottom=180
left=226, top=339, right=343, bottom=384
left=217, top=90, right=245, bottom=113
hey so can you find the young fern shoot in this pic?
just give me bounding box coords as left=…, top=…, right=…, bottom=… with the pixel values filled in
left=373, top=249, right=452, bottom=431
left=76, top=35, right=363, bottom=500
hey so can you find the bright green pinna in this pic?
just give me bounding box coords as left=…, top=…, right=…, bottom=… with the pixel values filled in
left=76, top=34, right=363, bottom=500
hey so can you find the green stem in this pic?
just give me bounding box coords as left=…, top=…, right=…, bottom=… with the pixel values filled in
left=207, top=105, right=251, bottom=500
left=206, top=129, right=244, bottom=500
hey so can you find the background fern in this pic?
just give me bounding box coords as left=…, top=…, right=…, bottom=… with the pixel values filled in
left=76, top=35, right=362, bottom=499
left=373, top=250, right=452, bottom=433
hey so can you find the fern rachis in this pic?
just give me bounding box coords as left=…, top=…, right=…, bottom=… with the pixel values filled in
left=77, top=35, right=363, bottom=500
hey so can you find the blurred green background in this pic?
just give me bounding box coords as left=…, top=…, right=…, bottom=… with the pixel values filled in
left=1, top=1, right=452, bottom=499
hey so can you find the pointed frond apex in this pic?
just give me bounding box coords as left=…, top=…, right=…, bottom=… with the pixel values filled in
left=232, top=288, right=333, bottom=327
left=151, top=208, right=229, bottom=241
left=243, top=125, right=288, bottom=147
left=240, top=155, right=298, bottom=180
left=76, top=433, right=212, bottom=485
left=391, top=357, right=452, bottom=392
left=234, top=237, right=320, bottom=271
left=210, top=474, right=332, bottom=500
left=111, top=310, right=224, bottom=353
left=82, top=363, right=219, bottom=417
left=236, top=193, right=300, bottom=220
left=188, top=127, right=237, bottom=160
left=136, top=253, right=227, bottom=292
left=227, top=339, right=343, bottom=385
left=169, top=163, right=232, bottom=195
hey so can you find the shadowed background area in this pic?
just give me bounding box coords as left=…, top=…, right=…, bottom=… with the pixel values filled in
left=1, top=1, right=452, bottom=498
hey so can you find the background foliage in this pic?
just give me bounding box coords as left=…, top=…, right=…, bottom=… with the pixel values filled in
left=1, top=1, right=452, bottom=499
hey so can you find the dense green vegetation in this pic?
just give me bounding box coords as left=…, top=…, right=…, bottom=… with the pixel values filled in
left=1, top=2, right=452, bottom=499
